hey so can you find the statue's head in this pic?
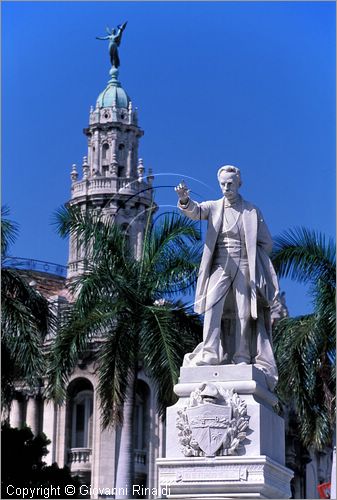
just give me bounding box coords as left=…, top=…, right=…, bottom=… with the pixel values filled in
left=217, top=165, right=241, bottom=200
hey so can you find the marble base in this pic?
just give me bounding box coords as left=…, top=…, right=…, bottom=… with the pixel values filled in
left=157, top=365, right=293, bottom=499
left=157, top=455, right=293, bottom=499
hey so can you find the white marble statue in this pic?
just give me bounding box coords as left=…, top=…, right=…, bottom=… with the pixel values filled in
left=175, top=165, right=279, bottom=389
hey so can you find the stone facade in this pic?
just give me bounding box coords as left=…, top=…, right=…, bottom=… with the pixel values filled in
left=9, top=345, right=165, bottom=496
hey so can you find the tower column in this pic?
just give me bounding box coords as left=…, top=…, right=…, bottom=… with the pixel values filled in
left=111, top=138, right=117, bottom=158
left=9, top=398, right=22, bottom=429
left=25, top=396, right=39, bottom=435
left=92, top=130, right=100, bottom=175
left=126, top=148, right=132, bottom=178
left=42, top=399, right=57, bottom=465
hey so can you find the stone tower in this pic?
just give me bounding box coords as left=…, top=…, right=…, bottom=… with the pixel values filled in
left=67, top=65, right=155, bottom=279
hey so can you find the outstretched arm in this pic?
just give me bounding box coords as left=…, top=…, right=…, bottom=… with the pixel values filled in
left=115, top=21, right=128, bottom=43
left=96, top=35, right=110, bottom=40
left=118, top=21, right=128, bottom=32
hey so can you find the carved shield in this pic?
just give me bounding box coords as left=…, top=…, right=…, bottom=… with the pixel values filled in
left=186, top=403, right=232, bottom=456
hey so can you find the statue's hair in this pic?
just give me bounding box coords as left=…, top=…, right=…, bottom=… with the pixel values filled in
left=217, top=165, right=242, bottom=187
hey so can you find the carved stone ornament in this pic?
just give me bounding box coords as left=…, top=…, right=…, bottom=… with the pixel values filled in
left=100, top=109, right=111, bottom=121
left=176, top=383, right=250, bottom=458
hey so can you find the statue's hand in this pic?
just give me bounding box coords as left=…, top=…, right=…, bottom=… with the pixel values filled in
left=175, top=181, right=190, bottom=205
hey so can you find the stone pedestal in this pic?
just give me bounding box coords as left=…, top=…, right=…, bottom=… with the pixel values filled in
left=157, top=365, right=293, bottom=499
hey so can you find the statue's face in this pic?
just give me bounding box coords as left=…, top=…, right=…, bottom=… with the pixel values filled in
left=218, top=171, right=240, bottom=200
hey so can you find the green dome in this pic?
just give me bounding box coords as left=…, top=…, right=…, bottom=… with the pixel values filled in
left=96, top=67, right=130, bottom=109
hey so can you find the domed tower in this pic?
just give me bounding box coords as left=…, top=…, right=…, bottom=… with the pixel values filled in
left=67, top=51, right=156, bottom=279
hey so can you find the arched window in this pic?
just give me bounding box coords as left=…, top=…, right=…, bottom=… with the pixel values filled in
left=118, top=143, right=125, bottom=162
left=71, top=390, right=93, bottom=448
left=102, top=143, right=109, bottom=162
left=67, top=379, right=94, bottom=449
left=102, top=143, right=110, bottom=176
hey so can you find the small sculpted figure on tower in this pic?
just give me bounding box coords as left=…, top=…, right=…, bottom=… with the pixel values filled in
left=96, top=22, right=128, bottom=68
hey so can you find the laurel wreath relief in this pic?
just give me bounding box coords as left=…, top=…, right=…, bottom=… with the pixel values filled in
left=176, top=383, right=250, bottom=457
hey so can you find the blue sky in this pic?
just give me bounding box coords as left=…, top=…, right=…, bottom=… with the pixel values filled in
left=2, top=1, right=336, bottom=316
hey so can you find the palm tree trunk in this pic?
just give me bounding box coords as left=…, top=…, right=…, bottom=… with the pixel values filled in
left=115, top=369, right=136, bottom=499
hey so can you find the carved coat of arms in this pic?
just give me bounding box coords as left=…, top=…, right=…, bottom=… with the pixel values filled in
left=176, top=383, right=250, bottom=457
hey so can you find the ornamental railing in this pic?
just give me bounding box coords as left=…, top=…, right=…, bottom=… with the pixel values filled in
left=3, top=257, right=67, bottom=278
left=72, top=176, right=152, bottom=199
left=134, top=449, right=147, bottom=465
left=68, top=447, right=92, bottom=465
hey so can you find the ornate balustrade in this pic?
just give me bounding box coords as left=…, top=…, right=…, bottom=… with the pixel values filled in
left=68, top=448, right=92, bottom=471
left=72, top=176, right=152, bottom=199
left=68, top=260, right=86, bottom=276
left=134, top=449, right=147, bottom=465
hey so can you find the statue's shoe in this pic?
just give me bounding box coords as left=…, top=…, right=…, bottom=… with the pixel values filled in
left=197, top=355, right=220, bottom=366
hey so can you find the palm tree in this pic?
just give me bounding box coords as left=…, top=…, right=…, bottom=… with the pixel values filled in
left=271, top=227, right=335, bottom=452
left=46, top=205, right=203, bottom=497
left=1, top=206, right=51, bottom=412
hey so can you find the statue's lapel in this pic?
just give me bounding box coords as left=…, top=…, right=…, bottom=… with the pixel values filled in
left=242, top=204, right=257, bottom=254
left=214, top=198, right=224, bottom=234
left=242, top=203, right=258, bottom=319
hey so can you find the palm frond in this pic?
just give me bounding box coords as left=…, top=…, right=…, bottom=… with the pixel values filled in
left=1, top=341, right=18, bottom=409
left=53, top=204, right=84, bottom=239
left=1, top=205, right=19, bottom=257
left=151, top=243, right=202, bottom=297
left=140, top=302, right=202, bottom=415
left=145, top=213, right=201, bottom=269
left=2, top=269, right=51, bottom=336
left=46, top=303, right=116, bottom=402
left=1, top=209, right=53, bottom=407
left=272, top=227, right=335, bottom=287
left=274, top=315, right=335, bottom=450
left=54, top=204, right=131, bottom=270
left=1, top=268, right=52, bottom=406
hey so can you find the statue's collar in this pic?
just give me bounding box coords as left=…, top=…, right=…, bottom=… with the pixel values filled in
left=223, top=194, right=242, bottom=208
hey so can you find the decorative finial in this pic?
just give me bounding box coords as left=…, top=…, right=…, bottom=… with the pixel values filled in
left=96, top=21, right=128, bottom=69
left=82, top=156, right=89, bottom=180
left=71, top=164, right=78, bottom=183
left=108, top=66, right=120, bottom=86
left=90, top=105, right=94, bottom=113
left=137, top=158, right=145, bottom=182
